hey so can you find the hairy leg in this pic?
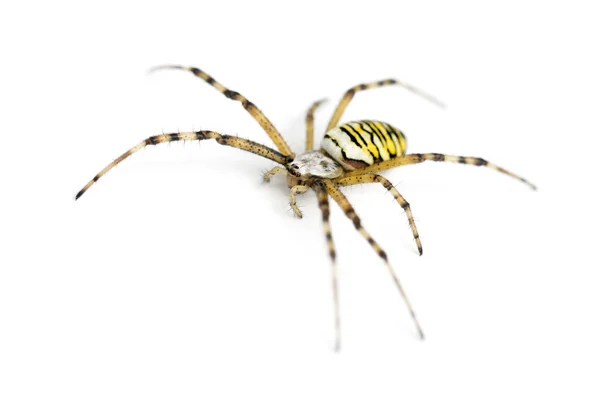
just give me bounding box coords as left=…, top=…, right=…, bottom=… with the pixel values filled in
left=304, top=98, right=327, bottom=151
left=335, top=173, right=423, bottom=255
left=326, top=79, right=444, bottom=132
left=76, top=131, right=289, bottom=200
left=314, top=182, right=341, bottom=351
left=344, top=153, right=537, bottom=190
left=323, top=180, right=424, bottom=339
left=150, top=65, right=294, bottom=156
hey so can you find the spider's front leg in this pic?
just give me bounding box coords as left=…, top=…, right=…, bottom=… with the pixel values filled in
left=289, top=185, right=309, bottom=218
left=75, top=131, right=290, bottom=200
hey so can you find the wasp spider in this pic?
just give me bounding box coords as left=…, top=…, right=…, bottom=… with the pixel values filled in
left=76, top=65, right=536, bottom=350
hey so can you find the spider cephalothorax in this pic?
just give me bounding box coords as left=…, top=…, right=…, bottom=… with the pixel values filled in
left=76, top=65, right=535, bottom=350
left=287, top=151, right=343, bottom=179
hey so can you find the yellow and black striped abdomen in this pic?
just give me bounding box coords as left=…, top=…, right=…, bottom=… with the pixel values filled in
left=321, top=120, right=407, bottom=170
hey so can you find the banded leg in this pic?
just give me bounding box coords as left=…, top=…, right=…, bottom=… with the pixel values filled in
left=289, top=185, right=309, bottom=218
left=75, top=131, right=289, bottom=200
left=323, top=180, right=424, bottom=339
left=326, top=79, right=444, bottom=132
left=314, top=182, right=341, bottom=351
left=150, top=65, right=294, bottom=156
left=335, top=174, right=423, bottom=256
left=305, top=98, right=327, bottom=151
left=263, top=166, right=287, bottom=183
left=344, top=153, right=537, bottom=190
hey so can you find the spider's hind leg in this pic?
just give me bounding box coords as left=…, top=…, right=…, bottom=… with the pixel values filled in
left=345, top=153, right=537, bottom=190
left=326, top=78, right=444, bottom=132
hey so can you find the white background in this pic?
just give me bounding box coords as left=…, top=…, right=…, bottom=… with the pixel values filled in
left=1, top=1, right=599, bottom=403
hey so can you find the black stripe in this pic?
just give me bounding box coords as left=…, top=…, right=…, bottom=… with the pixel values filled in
left=324, top=134, right=367, bottom=167
left=341, top=124, right=378, bottom=161
left=339, top=125, right=364, bottom=150
left=358, top=121, right=380, bottom=160
left=382, top=123, right=402, bottom=157
left=365, top=121, right=389, bottom=159
left=223, top=90, right=239, bottom=99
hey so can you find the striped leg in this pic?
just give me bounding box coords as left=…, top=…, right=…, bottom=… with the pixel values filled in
left=335, top=174, right=423, bottom=256
left=289, top=185, right=309, bottom=218
left=305, top=98, right=327, bottom=151
left=75, top=131, right=289, bottom=200
left=344, top=153, right=537, bottom=190
left=149, top=65, right=294, bottom=157
left=314, top=182, right=341, bottom=351
left=326, top=79, right=444, bottom=132
left=323, top=180, right=425, bottom=339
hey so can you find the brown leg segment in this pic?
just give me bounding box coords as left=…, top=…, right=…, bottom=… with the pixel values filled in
left=314, top=182, right=341, bottom=351
left=75, top=131, right=289, bottom=200
left=149, top=65, right=295, bottom=157
left=335, top=174, right=423, bottom=256
left=304, top=98, right=327, bottom=152
left=344, top=153, right=537, bottom=190
left=326, top=78, right=444, bottom=132
left=323, top=180, right=424, bottom=340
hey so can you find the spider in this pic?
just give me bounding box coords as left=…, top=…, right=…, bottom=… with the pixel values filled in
left=75, top=65, right=536, bottom=350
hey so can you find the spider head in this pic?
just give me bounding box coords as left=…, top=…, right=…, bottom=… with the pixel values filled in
left=287, top=151, right=343, bottom=179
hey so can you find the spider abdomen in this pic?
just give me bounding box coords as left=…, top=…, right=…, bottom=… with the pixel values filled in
left=321, top=120, right=407, bottom=170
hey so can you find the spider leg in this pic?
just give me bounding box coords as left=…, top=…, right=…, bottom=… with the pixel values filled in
left=149, top=65, right=294, bottom=157
left=344, top=153, right=537, bottom=190
left=326, top=79, right=444, bottom=132
left=289, top=185, right=309, bottom=218
left=75, top=131, right=289, bottom=200
left=304, top=98, right=327, bottom=151
left=335, top=174, right=423, bottom=256
left=314, top=182, right=341, bottom=351
left=263, top=166, right=287, bottom=183
left=323, top=179, right=424, bottom=340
